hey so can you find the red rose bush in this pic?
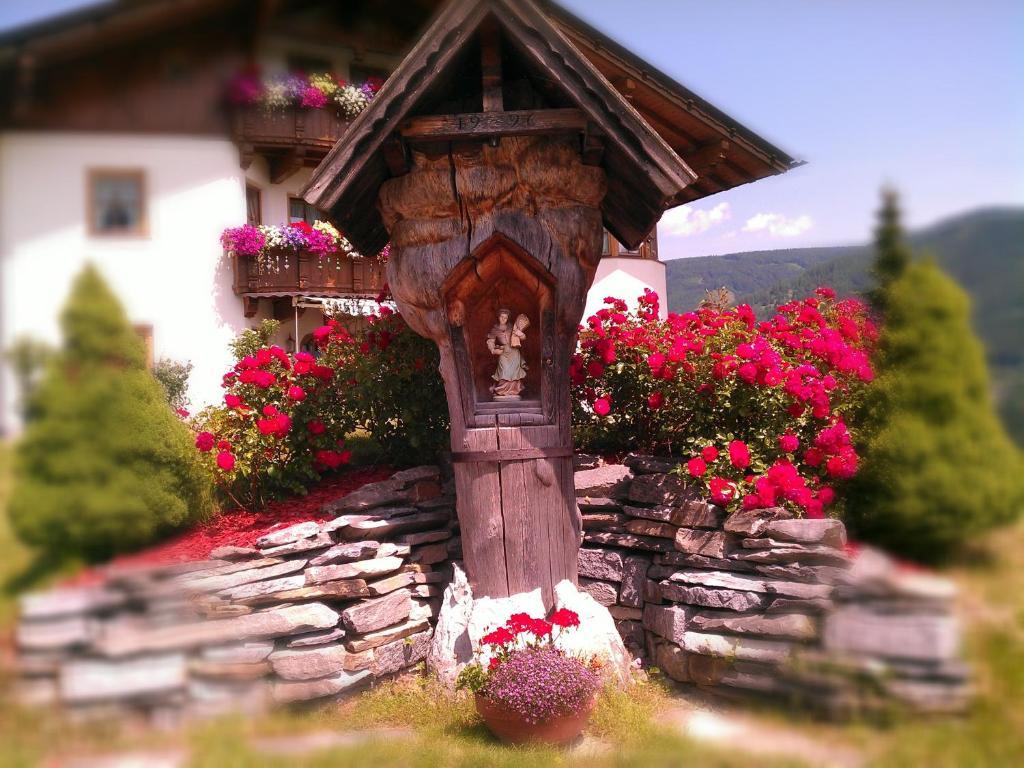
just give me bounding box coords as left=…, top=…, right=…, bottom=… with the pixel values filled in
left=192, top=301, right=445, bottom=509
left=456, top=609, right=601, bottom=724
left=572, top=288, right=876, bottom=518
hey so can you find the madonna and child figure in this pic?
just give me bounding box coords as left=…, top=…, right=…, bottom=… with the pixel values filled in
left=487, top=308, right=529, bottom=399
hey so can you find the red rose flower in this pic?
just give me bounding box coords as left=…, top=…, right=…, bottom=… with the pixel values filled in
left=647, top=391, right=665, bottom=409
left=195, top=432, right=215, bottom=452
left=701, top=446, right=719, bottom=462
left=709, top=477, right=738, bottom=505
left=728, top=440, right=751, bottom=469
left=288, top=385, right=306, bottom=401
left=593, top=396, right=612, bottom=417
left=308, top=420, right=326, bottom=435
left=216, top=451, right=235, bottom=471
left=687, top=457, right=707, bottom=477
left=779, top=433, right=800, bottom=453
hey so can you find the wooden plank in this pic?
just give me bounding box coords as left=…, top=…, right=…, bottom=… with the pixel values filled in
left=498, top=427, right=531, bottom=597
left=453, top=425, right=507, bottom=598
left=400, top=108, right=587, bottom=142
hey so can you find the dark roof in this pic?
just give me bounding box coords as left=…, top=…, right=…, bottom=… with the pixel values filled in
left=0, top=0, right=801, bottom=211
left=303, top=0, right=701, bottom=253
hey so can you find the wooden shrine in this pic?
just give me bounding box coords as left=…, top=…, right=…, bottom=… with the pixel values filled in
left=304, top=0, right=698, bottom=606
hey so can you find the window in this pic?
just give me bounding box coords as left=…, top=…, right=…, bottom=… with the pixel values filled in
left=349, top=63, right=390, bottom=85
left=88, top=169, right=146, bottom=236
left=246, top=184, right=262, bottom=225
left=287, top=54, right=333, bottom=75
left=288, top=196, right=326, bottom=225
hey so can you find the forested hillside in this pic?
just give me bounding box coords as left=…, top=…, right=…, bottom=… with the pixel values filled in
left=663, top=207, right=1024, bottom=443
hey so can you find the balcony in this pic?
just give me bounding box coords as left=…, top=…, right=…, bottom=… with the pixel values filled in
left=230, top=106, right=352, bottom=181
left=232, top=249, right=387, bottom=317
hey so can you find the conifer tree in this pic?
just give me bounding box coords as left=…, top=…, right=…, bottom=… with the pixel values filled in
left=8, top=265, right=212, bottom=561
left=846, top=260, right=1023, bottom=561
left=868, top=187, right=912, bottom=313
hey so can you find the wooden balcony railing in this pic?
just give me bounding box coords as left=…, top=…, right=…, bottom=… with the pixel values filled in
left=232, top=249, right=387, bottom=317
left=231, top=106, right=353, bottom=177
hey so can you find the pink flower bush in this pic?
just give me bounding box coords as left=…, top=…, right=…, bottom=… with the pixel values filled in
left=572, top=288, right=876, bottom=517
left=220, top=224, right=265, bottom=257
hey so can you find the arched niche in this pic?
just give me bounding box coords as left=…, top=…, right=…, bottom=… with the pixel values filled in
left=443, top=233, right=555, bottom=423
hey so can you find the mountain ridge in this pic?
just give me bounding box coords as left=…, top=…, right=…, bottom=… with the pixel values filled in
left=663, top=206, right=1024, bottom=442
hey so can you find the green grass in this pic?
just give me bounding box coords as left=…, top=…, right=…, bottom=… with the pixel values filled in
left=182, top=676, right=806, bottom=768
left=859, top=521, right=1024, bottom=767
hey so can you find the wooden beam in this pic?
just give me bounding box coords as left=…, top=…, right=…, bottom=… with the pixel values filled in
left=687, top=139, right=730, bottom=170
left=581, top=123, right=605, bottom=166
left=400, top=108, right=587, bottom=142
left=270, top=148, right=305, bottom=184
left=480, top=21, right=504, bottom=113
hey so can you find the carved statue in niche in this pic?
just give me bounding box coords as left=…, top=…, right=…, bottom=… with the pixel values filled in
left=487, top=309, right=530, bottom=399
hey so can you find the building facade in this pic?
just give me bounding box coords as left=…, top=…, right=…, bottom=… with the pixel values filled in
left=0, top=0, right=796, bottom=433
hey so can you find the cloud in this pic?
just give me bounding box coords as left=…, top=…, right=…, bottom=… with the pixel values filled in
left=742, top=212, right=813, bottom=237
left=660, top=202, right=731, bottom=237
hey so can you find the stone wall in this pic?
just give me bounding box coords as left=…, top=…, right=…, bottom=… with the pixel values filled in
left=573, top=455, right=971, bottom=716
left=13, top=466, right=459, bottom=722
left=13, top=456, right=970, bottom=721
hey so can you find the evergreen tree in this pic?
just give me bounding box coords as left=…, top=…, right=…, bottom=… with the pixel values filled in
left=846, top=260, right=1023, bottom=562
left=868, top=187, right=912, bottom=313
left=8, top=265, right=212, bottom=561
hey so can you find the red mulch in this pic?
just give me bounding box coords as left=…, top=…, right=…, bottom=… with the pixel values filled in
left=63, top=466, right=392, bottom=586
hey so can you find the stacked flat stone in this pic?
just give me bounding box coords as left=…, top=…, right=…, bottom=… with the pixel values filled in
left=575, top=454, right=970, bottom=717
left=13, top=465, right=460, bottom=722
left=14, top=456, right=970, bottom=722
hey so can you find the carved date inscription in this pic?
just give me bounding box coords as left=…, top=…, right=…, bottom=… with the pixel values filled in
left=401, top=108, right=586, bottom=142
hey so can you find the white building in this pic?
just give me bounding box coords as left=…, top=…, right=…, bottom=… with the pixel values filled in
left=0, top=0, right=796, bottom=434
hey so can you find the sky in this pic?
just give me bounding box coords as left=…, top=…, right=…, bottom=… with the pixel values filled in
left=2, top=0, right=1022, bottom=260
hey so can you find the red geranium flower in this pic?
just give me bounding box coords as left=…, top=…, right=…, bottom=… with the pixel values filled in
left=506, top=613, right=533, bottom=635
left=482, top=627, right=515, bottom=646
left=549, top=608, right=580, bottom=628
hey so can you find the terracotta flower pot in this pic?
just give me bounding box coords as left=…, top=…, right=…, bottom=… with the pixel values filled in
left=474, top=693, right=596, bottom=746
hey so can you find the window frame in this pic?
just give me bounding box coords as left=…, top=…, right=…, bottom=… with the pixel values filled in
left=246, top=183, right=263, bottom=225
left=87, top=168, right=148, bottom=238
left=287, top=195, right=326, bottom=225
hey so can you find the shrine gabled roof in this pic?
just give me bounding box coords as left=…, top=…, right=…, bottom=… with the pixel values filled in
left=303, top=0, right=702, bottom=255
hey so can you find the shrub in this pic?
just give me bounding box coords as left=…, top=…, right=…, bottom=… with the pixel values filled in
left=846, top=261, right=1024, bottom=561
left=5, top=335, right=53, bottom=423
left=320, top=308, right=447, bottom=466
left=229, top=319, right=280, bottom=360
left=152, top=357, right=193, bottom=412
left=193, top=306, right=446, bottom=508
left=8, top=265, right=213, bottom=561
left=572, top=288, right=876, bottom=518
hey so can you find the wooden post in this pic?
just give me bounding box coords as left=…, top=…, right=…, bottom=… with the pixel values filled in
left=378, top=135, right=606, bottom=607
